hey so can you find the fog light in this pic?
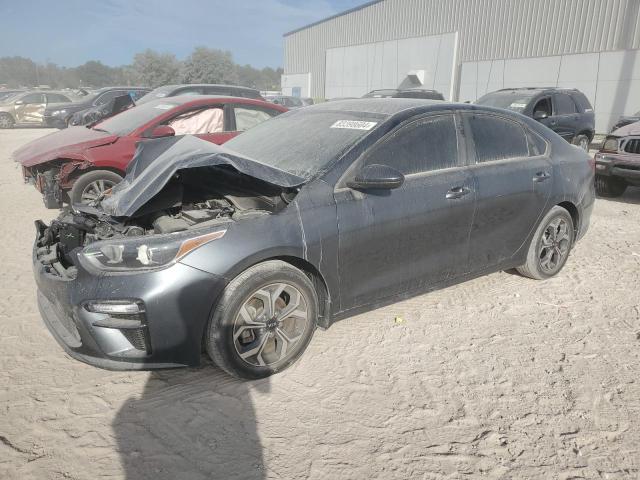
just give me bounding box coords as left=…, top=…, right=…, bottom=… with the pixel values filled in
left=85, top=300, right=145, bottom=315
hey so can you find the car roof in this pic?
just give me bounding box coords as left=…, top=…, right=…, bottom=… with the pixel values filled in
left=156, top=84, right=259, bottom=92
left=145, top=95, right=286, bottom=109
left=95, top=86, right=150, bottom=92
left=494, top=87, right=580, bottom=95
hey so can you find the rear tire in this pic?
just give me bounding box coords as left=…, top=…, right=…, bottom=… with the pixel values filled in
left=69, top=170, right=123, bottom=205
left=517, top=206, right=574, bottom=280
left=595, top=175, right=627, bottom=197
left=572, top=134, right=590, bottom=151
left=206, top=260, right=318, bottom=379
left=0, top=113, right=14, bottom=129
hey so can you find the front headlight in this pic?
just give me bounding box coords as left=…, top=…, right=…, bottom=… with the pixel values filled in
left=51, top=109, right=67, bottom=116
left=602, top=138, right=619, bottom=152
left=79, top=229, right=226, bottom=272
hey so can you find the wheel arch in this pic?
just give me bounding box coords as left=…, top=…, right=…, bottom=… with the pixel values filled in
left=60, top=162, right=125, bottom=188
left=556, top=201, right=579, bottom=236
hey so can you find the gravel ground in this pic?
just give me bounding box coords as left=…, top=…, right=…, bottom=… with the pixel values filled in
left=1, top=128, right=639, bottom=480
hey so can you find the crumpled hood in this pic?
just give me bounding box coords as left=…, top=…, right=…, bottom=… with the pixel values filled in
left=101, top=135, right=305, bottom=218
left=612, top=120, right=640, bottom=137
left=13, top=126, right=118, bottom=167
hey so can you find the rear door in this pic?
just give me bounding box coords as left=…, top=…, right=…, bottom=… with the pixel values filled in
left=335, top=112, right=476, bottom=311
left=463, top=112, right=552, bottom=271
left=15, top=93, right=46, bottom=124
left=552, top=93, right=580, bottom=140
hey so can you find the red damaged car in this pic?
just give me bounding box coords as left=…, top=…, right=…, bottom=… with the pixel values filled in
left=15, top=96, right=287, bottom=208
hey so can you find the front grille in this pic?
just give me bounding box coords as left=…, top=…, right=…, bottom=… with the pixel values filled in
left=121, top=327, right=149, bottom=352
left=624, top=139, right=640, bottom=154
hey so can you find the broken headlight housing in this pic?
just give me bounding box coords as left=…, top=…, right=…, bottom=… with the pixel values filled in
left=79, top=229, right=226, bottom=272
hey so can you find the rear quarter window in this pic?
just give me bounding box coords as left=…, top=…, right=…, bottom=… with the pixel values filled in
left=466, top=113, right=530, bottom=162
left=570, top=92, right=593, bottom=112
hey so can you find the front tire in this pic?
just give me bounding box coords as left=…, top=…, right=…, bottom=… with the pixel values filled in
left=517, top=206, right=574, bottom=280
left=0, top=113, right=14, bottom=129
left=69, top=170, right=123, bottom=205
left=206, top=260, right=318, bottom=379
left=595, top=175, right=627, bottom=197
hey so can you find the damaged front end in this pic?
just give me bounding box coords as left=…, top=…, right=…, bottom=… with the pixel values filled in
left=34, top=135, right=303, bottom=277
left=32, top=135, right=304, bottom=369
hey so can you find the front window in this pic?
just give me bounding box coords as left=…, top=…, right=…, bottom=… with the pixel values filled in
left=475, top=92, right=534, bottom=112
left=224, top=109, right=387, bottom=179
left=93, top=99, right=182, bottom=136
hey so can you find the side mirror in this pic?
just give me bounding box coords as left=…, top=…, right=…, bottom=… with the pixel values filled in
left=347, top=164, right=404, bottom=190
left=149, top=125, right=175, bottom=138
left=533, top=110, right=549, bottom=120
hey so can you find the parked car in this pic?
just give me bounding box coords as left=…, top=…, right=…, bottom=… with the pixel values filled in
left=137, top=84, right=263, bottom=105
left=33, top=99, right=594, bottom=379
left=301, top=97, right=315, bottom=106
left=593, top=121, right=640, bottom=197
left=0, top=89, right=25, bottom=102
left=363, top=88, right=445, bottom=100
left=0, top=91, right=72, bottom=128
left=475, top=87, right=595, bottom=150
left=43, top=87, right=150, bottom=128
left=610, top=110, right=640, bottom=132
left=69, top=93, right=136, bottom=127
left=266, top=95, right=305, bottom=108
left=15, top=96, right=286, bottom=208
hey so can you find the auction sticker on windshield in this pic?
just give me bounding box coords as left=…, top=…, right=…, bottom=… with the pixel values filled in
left=154, top=104, right=174, bottom=110
left=330, top=120, right=378, bottom=130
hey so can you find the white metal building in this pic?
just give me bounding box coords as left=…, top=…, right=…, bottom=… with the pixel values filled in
left=282, top=0, right=640, bottom=132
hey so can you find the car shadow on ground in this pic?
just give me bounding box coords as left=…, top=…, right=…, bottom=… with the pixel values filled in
left=113, top=359, right=268, bottom=480
left=596, top=188, right=640, bottom=205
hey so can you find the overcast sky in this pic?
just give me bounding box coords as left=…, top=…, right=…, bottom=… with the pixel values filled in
left=0, top=0, right=365, bottom=68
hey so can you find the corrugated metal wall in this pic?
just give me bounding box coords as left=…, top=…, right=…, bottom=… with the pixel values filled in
left=284, top=0, right=640, bottom=97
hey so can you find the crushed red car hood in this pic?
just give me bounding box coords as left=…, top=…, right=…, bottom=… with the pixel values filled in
left=612, top=120, right=640, bottom=137
left=13, top=126, right=118, bottom=167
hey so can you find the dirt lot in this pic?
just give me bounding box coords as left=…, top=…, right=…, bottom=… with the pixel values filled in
left=1, top=128, right=639, bottom=480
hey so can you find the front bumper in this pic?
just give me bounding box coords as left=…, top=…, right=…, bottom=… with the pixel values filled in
left=43, top=115, right=68, bottom=128
left=595, top=153, right=640, bottom=183
left=34, top=245, right=227, bottom=370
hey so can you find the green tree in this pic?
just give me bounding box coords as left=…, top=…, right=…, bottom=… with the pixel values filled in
left=181, top=47, right=238, bottom=85
left=131, top=49, right=181, bottom=88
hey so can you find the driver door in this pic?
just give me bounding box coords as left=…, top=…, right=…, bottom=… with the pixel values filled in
left=334, top=113, right=476, bottom=312
left=15, top=93, right=46, bottom=124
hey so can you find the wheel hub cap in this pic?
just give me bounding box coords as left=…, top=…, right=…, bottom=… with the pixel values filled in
left=233, top=282, right=309, bottom=367
left=538, top=217, right=571, bottom=274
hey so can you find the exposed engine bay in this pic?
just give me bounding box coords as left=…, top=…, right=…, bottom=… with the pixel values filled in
left=36, top=165, right=297, bottom=273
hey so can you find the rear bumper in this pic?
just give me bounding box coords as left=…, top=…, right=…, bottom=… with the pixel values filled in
left=34, top=246, right=227, bottom=370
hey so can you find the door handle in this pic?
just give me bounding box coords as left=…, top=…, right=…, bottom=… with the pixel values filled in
left=533, top=171, right=551, bottom=182
left=446, top=186, right=471, bottom=199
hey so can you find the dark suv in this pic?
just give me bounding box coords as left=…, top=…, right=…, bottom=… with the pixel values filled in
left=476, top=87, right=595, bottom=150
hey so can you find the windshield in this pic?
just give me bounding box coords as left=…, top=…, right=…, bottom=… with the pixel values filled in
left=93, top=99, right=181, bottom=136
left=136, top=86, right=174, bottom=105
left=223, top=109, right=386, bottom=180
left=475, top=92, right=534, bottom=112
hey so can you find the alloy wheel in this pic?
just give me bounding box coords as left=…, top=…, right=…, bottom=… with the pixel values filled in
left=80, top=179, right=117, bottom=203
left=233, top=282, right=309, bottom=367
left=579, top=137, right=589, bottom=151
left=538, top=217, right=571, bottom=274
left=0, top=115, right=13, bottom=128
